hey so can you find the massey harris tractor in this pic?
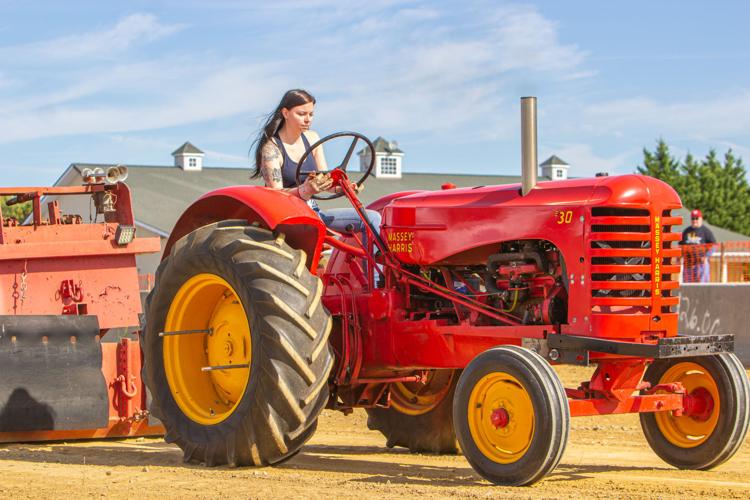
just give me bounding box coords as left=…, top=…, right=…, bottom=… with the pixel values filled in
left=142, top=98, right=749, bottom=486
left=0, top=170, right=163, bottom=442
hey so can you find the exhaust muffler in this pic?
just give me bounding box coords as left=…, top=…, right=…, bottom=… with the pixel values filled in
left=521, top=96, right=537, bottom=196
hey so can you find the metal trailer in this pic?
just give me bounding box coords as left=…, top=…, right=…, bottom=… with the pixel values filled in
left=0, top=172, right=163, bottom=442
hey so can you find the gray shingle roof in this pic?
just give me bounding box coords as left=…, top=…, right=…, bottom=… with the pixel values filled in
left=70, top=163, right=539, bottom=235
left=540, top=155, right=568, bottom=166
left=171, top=142, right=204, bottom=156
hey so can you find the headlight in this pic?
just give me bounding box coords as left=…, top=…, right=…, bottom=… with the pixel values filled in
left=115, top=224, right=136, bottom=245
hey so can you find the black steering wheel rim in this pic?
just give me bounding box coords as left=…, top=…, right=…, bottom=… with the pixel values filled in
left=295, top=131, right=376, bottom=200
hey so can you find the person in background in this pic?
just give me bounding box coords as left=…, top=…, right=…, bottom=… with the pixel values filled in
left=680, top=209, right=717, bottom=283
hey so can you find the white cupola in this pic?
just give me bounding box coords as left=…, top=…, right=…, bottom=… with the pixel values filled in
left=540, top=155, right=569, bottom=180
left=357, top=137, right=404, bottom=179
left=172, top=142, right=205, bottom=171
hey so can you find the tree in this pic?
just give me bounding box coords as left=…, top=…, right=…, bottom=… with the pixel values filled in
left=638, top=142, right=750, bottom=236
left=0, top=196, right=32, bottom=223
left=680, top=153, right=701, bottom=210
left=637, top=139, right=683, bottom=193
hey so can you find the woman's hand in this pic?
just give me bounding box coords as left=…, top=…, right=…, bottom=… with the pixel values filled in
left=330, top=179, right=363, bottom=195
left=299, top=172, right=333, bottom=200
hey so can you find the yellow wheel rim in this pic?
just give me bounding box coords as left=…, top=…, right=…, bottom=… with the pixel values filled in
left=163, top=273, right=251, bottom=425
left=655, top=362, right=719, bottom=448
left=391, top=370, right=454, bottom=416
left=467, top=372, right=534, bottom=464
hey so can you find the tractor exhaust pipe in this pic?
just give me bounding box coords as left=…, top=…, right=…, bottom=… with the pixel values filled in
left=521, top=96, right=537, bottom=196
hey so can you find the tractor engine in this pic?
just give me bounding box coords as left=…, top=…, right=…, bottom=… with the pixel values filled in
left=410, top=240, right=567, bottom=327
left=485, top=240, right=567, bottom=325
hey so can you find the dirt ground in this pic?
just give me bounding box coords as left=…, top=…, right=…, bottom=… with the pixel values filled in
left=1, top=366, right=749, bottom=499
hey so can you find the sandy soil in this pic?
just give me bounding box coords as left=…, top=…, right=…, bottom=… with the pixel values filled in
left=1, top=366, right=749, bottom=499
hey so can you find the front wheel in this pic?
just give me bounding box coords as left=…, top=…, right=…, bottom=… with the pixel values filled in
left=453, top=346, right=569, bottom=486
left=640, top=353, right=750, bottom=470
left=142, top=222, right=334, bottom=466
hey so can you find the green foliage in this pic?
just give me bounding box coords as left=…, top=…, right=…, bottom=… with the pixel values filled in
left=1, top=196, right=32, bottom=223
left=637, top=139, right=684, bottom=192
left=638, top=140, right=750, bottom=236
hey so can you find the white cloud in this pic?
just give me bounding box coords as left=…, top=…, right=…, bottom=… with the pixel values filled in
left=487, top=5, right=587, bottom=73
left=202, top=149, right=250, bottom=164
left=0, top=72, right=16, bottom=89
left=581, top=91, right=750, bottom=140
left=312, top=3, right=589, bottom=140
left=1, top=14, right=184, bottom=61
left=0, top=63, right=289, bottom=143
left=545, top=143, right=634, bottom=177
left=713, top=140, right=750, bottom=162
left=0, top=61, right=179, bottom=114
left=106, top=134, right=180, bottom=151
left=0, top=1, right=593, bottom=157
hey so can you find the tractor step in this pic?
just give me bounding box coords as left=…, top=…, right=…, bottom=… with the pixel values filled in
left=0, top=315, right=108, bottom=432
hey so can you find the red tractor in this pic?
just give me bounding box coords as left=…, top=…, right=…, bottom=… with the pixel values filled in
left=142, top=98, right=749, bottom=486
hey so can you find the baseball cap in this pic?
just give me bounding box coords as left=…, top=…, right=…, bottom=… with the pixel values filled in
left=691, top=209, right=702, bottom=219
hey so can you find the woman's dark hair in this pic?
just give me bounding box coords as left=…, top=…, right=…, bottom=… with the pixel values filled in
left=250, top=89, right=316, bottom=178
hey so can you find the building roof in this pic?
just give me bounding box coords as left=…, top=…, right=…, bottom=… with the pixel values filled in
left=68, top=163, right=542, bottom=235
left=358, top=136, right=403, bottom=156
left=671, top=208, right=750, bottom=242
left=540, top=155, right=568, bottom=167
left=171, top=142, right=204, bottom=156
left=62, top=163, right=750, bottom=242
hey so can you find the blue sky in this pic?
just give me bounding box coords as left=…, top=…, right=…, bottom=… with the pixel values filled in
left=1, top=0, right=749, bottom=185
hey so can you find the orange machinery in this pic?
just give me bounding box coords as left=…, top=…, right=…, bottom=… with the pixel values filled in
left=0, top=171, right=163, bottom=441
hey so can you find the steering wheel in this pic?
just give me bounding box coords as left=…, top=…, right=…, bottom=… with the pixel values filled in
left=295, top=131, right=376, bottom=200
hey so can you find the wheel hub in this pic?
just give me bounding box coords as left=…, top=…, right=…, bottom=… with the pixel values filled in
left=490, top=407, right=510, bottom=429
left=223, top=340, right=234, bottom=356
left=683, top=386, right=715, bottom=422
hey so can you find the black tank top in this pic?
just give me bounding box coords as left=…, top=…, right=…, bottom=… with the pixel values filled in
left=273, top=133, right=319, bottom=188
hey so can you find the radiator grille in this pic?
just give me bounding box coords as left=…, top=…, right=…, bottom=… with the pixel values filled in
left=589, top=207, right=681, bottom=314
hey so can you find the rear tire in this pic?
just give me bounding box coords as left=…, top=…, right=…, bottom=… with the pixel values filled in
left=453, top=346, right=569, bottom=486
left=366, top=370, right=458, bottom=454
left=640, top=353, right=750, bottom=470
left=142, top=222, right=333, bottom=466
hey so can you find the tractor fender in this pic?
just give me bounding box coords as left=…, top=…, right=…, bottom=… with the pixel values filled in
left=163, top=185, right=326, bottom=271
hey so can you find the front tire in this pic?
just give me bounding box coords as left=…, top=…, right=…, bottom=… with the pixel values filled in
left=453, top=346, right=569, bottom=486
left=143, top=222, right=334, bottom=466
left=639, top=353, right=750, bottom=470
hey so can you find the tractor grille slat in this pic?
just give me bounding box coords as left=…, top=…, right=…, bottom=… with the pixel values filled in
left=589, top=207, right=680, bottom=314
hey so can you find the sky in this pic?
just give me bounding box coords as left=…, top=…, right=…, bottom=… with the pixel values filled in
left=1, top=0, right=749, bottom=186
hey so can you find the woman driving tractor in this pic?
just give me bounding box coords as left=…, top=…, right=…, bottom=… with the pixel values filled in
left=250, top=88, right=380, bottom=234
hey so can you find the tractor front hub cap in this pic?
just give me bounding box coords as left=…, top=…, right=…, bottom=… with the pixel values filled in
left=490, top=407, right=510, bottom=429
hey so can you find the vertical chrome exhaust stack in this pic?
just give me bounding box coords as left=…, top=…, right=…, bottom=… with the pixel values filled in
left=521, top=96, right=537, bottom=196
